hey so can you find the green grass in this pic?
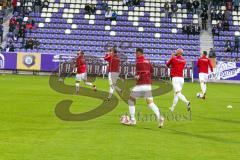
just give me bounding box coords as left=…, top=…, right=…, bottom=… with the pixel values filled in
left=0, top=74, right=240, bottom=160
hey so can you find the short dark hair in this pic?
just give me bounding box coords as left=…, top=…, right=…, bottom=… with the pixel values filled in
left=136, top=48, right=143, bottom=53
left=203, top=51, right=207, bottom=56
left=111, top=47, right=117, bottom=53
left=78, top=50, right=84, bottom=55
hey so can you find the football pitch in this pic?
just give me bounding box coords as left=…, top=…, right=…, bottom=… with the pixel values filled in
left=0, top=74, right=240, bottom=160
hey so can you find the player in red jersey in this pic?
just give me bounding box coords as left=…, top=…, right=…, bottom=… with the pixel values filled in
left=197, top=51, right=213, bottom=99
left=123, top=48, right=164, bottom=128
left=75, top=51, right=96, bottom=94
left=104, top=47, right=122, bottom=100
left=166, top=49, right=191, bottom=112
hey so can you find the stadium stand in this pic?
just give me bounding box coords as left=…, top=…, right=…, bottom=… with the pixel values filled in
left=5, top=0, right=201, bottom=61
left=211, top=4, right=240, bottom=61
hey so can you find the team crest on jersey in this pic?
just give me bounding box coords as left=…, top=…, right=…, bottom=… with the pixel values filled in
left=23, top=55, right=35, bottom=67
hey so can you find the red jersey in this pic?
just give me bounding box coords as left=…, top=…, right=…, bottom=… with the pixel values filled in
left=104, top=54, right=120, bottom=72
left=166, top=55, right=186, bottom=77
left=136, top=55, right=153, bottom=85
left=197, top=55, right=213, bottom=74
left=76, top=55, right=87, bottom=74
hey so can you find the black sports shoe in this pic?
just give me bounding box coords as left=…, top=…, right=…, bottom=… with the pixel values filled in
left=159, top=117, right=165, bottom=128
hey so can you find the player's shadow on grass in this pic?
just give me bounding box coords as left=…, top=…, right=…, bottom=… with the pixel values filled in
left=166, top=128, right=240, bottom=144
left=197, top=116, right=240, bottom=125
